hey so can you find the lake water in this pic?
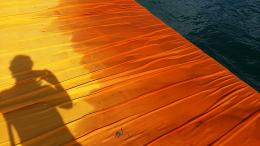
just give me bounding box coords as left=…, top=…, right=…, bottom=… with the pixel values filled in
left=137, top=0, right=260, bottom=91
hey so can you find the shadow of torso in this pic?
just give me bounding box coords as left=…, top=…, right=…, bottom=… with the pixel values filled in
left=0, top=78, right=80, bottom=146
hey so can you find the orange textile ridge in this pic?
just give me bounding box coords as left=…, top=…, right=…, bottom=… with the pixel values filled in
left=0, top=0, right=259, bottom=146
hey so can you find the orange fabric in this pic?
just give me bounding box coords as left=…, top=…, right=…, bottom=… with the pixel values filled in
left=0, top=0, right=259, bottom=146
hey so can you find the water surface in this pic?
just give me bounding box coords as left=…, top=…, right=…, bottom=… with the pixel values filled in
left=137, top=0, right=260, bottom=91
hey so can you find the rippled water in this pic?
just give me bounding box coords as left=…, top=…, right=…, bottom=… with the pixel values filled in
left=137, top=0, right=260, bottom=91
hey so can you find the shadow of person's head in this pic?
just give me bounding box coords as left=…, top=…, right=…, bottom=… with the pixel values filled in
left=9, top=55, right=33, bottom=81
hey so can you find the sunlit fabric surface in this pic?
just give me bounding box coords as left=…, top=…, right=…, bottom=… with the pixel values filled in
left=0, top=0, right=259, bottom=146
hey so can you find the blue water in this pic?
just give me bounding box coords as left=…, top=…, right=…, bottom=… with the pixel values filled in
left=137, top=0, right=260, bottom=91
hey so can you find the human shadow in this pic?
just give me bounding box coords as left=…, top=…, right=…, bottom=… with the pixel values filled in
left=0, top=55, right=81, bottom=146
